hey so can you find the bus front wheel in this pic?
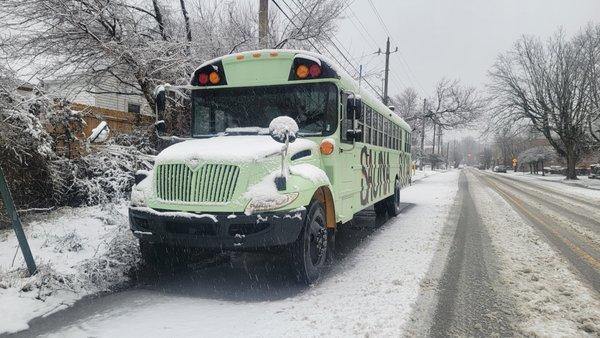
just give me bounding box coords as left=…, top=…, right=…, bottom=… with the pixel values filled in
left=290, top=200, right=328, bottom=284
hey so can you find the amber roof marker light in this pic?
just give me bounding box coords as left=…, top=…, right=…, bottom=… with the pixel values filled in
left=296, top=64, right=310, bottom=79
left=209, top=71, right=220, bottom=84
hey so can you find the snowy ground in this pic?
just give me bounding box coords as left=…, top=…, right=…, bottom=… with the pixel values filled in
left=9, top=171, right=460, bottom=337
left=411, top=169, right=442, bottom=182
left=504, top=170, right=600, bottom=193
left=468, top=170, right=600, bottom=336
left=0, top=203, right=138, bottom=334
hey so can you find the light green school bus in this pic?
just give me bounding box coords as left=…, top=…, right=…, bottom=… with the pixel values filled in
left=129, top=49, right=412, bottom=283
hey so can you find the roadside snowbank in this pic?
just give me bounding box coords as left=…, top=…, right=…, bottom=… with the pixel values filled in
left=41, top=171, right=461, bottom=337
left=412, top=169, right=442, bottom=182
left=0, top=203, right=138, bottom=334
left=468, top=172, right=600, bottom=336
left=505, top=171, right=600, bottom=196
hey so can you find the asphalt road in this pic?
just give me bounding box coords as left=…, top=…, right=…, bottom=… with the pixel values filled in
left=429, top=172, right=513, bottom=337
left=473, top=169, right=600, bottom=291
left=427, top=169, right=600, bottom=336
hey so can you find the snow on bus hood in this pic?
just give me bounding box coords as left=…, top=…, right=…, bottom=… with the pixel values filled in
left=155, top=135, right=317, bottom=163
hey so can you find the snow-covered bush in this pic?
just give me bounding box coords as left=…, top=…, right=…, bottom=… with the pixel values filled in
left=0, top=71, right=56, bottom=225
left=0, top=69, right=155, bottom=219
left=518, top=146, right=556, bottom=174
left=52, top=141, right=154, bottom=206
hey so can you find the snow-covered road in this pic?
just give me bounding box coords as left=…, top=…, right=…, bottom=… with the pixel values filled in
left=9, top=171, right=460, bottom=338
left=5, top=168, right=600, bottom=337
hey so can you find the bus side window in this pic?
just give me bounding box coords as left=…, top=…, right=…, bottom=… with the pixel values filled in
left=383, top=117, right=390, bottom=148
left=373, top=113, right=379, bottom=146
left=400, top=129, right=404, bottom=152
left=364, top=106, right=371, bottom=144
left=387, top=120, right=391, bottom=149
left=357, top=104, right=365, bottom=143
left=384, top=119, right=389, bottom=148
left=377, top=114, right=384, bottom=147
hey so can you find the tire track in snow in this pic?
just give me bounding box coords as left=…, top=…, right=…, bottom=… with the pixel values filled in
left=429, top=171, right=514, bottom=337
left=475, top=171, right=600, bottom=292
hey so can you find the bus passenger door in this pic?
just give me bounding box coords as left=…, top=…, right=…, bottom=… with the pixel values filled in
left=335, top=92, right=363, bottom=223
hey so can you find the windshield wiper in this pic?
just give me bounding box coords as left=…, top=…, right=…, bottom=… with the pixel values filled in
left=297, top=131, right=322, bottom=136
left=224, top=127, right=270, bottom=135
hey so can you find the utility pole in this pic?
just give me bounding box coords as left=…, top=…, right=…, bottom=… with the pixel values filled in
left=258, top=0, right=269, bottom=48
left=419, top=98, right=426, bottom=170
left=358, top=64, right=363, bottom=88
left=376, top=37, right=398, bottom=105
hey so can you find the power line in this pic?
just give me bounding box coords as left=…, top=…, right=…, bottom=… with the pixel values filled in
left=275, top=0, right=382, bottom=98
left=364, top=0, right=428, bottom=96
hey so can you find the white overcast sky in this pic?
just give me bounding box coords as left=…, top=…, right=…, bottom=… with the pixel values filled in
left=335, top=0, right=600, bottom=98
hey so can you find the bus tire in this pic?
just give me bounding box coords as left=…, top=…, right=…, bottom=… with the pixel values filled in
left=290, top=201, right=328, bottom=284
left=374, top=200, right=388, bottom=217
left=386, top=178, right=402, bottom=217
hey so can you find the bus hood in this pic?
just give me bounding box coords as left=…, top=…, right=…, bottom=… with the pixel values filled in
left=155, top=135, right=317, bottom=164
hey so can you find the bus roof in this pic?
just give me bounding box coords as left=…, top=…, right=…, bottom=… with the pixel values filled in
left=193, top=49, right=412, bottom=132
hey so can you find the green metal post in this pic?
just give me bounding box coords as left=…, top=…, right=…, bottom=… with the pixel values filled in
left=0, top=166, right=36, bottom=275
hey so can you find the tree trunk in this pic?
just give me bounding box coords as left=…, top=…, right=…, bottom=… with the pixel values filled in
left=541, top=160, right=545, bottom=176
left=565, top=147, right=578, bottom=180
left=180, top=0, right=192, bottom=43
left=152, top=0, right=167, bottom=41
left=432, top=123, right=436, bottom=155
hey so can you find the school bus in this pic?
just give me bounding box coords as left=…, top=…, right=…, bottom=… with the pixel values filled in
left=129, top=50, right=412, bottom=283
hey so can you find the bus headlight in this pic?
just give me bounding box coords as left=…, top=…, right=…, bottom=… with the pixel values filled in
left=245, top=192, right=299, bottom=215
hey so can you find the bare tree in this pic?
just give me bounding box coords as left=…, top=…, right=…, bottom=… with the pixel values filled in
left=0, top=0, right=345, bottom=114
left=488, top=29, right=598, bottom=179
left=429, top=78, right=485, bottom=129
left=392, top=88, right=422, bottom=148
left=579, top=24, right=600, bottom=144
left=427, top=79, right=485, bottom=167
left=269, top=0, right=345, bottom=49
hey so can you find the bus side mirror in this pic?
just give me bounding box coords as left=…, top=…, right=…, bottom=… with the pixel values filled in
left=346, top=129, right=363, bottom=143
left=347, top=95, right=363, bottom=120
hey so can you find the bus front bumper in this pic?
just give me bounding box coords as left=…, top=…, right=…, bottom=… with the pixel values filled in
left=128, top=206, right=305, bottom=250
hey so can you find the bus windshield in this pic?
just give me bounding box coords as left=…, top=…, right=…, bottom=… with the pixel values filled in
left=192, top=82, right=338, bottom=137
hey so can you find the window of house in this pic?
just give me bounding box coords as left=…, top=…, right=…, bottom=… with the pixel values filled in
left=128, top=103, right=141, bottom=114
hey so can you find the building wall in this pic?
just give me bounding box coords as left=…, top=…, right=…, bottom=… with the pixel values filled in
left=43, top=76, right=152, bottom=116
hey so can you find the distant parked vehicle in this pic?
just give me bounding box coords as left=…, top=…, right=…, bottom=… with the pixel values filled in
left=547, top=166, right=566, bottom=175
left=590, top=164, right=600, bottom=179
left=494, top=165, right=507, bottom=173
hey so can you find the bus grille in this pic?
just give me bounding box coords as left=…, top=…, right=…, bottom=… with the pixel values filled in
left=155, top=163, right=240, bottom=203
